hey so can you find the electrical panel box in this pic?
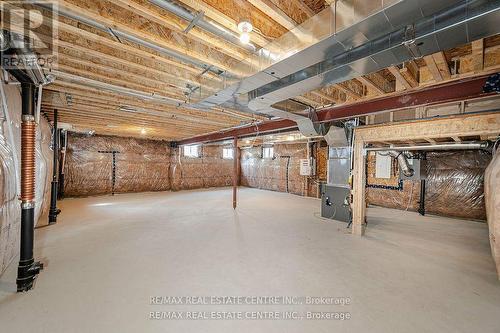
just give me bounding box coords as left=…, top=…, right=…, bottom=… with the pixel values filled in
left=300, top=158, right=315, bottom=176
left=321, top=185, right=350, bottom=223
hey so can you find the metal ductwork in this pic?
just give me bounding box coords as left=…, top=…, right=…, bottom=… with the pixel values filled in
left=387, top=151, right=414, bottom=177
left=189, top=0, right=500, bottom=137
left=148, top=0, right=256, bottom=52
left=0, top=31, right=52, bottom=86
left=35, top=3, right=228, bottom=77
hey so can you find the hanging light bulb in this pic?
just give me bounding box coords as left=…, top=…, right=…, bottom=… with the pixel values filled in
left=239, top=32, right=250, bottom=44
left=237, top=20, right=253, bottom=45
left=140, top=128, right=147, bottom=135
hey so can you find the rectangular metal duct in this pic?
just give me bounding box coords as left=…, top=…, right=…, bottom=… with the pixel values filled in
left=189, top=0, right=500, bottom=137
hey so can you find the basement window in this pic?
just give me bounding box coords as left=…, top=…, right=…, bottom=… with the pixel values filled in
left=262, top=146, right=274, bottom=159
left=222, top=147, right=234, bottom=159
left=183, top=145, right=200, bottom=158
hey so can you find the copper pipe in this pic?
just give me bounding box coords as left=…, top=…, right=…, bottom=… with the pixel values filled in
left=21, top=121, right=36, bottom=202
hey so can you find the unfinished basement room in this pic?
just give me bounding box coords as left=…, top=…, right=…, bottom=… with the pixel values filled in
left=1, top=0, right=500, bottom=332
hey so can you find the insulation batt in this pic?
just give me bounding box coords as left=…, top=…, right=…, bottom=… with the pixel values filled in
left=367, top=151, right=491, bottom=220
left=240, top=143, right=309, bottom=196
left=485, top=149, right=500, bottom=279
left=0, top=81, right=52, bottom=275
left=64, top=134, right=234, bottom=196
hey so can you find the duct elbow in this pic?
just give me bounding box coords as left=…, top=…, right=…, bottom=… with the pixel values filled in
left=388, top=151, right=414, bottom=177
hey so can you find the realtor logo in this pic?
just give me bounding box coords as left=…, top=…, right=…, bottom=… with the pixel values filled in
left=0, top=0, right=58, bottom=69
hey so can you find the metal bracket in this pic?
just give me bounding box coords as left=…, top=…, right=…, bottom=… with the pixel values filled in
left=183, top=11, right=205, bottom=34
left=403, top=24, right=422, bottom=59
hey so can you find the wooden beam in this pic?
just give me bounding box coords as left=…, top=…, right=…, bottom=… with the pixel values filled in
left=334, top=83, right=362, bottom=99
left=58, top=0, right=239, bottom=74
left=471, top=39, right=485, bottom=72
left=400, top=67, right=419, bottom=87
left=291, top=0, right=315, bottom=17
left=424, top=54, right=443, bottom=82
left=388, top=66, right=413, bottom=90
left=310, top=91, right=339, bottom=104
left=433, top=52, right=451, bottom=80
left=110, top=0, right=252, bottom=62
left=352, top=138, right=366, bottom=236
left=351, top=112, right=500, bottom=235
left=174, top=0, right=270, bottom=47
left=247, top=0, right=298, bottom=30
left=357, top=76, right=385, bottom=95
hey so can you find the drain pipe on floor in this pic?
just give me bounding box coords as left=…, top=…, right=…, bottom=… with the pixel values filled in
left=48, top=109, right=61, bottom=224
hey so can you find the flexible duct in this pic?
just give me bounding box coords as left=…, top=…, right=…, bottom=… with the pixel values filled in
left=388, top=151, right=414, bottom=177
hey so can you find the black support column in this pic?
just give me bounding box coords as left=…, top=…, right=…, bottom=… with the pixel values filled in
left=16, top=82, right=43, bottom=292
left=48, top=109, right=60, bottom=224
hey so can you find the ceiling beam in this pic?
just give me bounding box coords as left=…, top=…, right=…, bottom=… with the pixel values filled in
left=388, top=66, right=413, bottom=90
left=178, top=75, right=492, bottom=144
left=247, top=0, right=298, bottom=30
left=291, top=0, right=315, bottom=17
left=424, top=54, right=443, bottom=82
left=471, top=38, right=485, bottom=72
left=174, top=0, right=270, bottom=47
left=57, top=0, right=239, bottom=74
left=357, top=76, right=385, bottom=95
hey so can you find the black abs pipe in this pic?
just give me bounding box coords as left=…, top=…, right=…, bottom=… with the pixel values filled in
left=48, top=109, right=60, bottom=224
left=418, top=180, right=426, bottom=216
left=16, top=82, right=43, bottom=292
left=418, top=153, right=427, bottom=216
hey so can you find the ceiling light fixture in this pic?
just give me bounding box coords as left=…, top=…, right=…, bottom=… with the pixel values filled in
left=237, top=20, right=253, bottom=45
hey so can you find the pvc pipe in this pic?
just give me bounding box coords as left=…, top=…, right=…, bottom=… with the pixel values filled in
left=365, top=142, right=489, bottom=152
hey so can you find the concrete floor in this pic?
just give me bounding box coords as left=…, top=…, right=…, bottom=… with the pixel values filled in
left=0, top=187, right=499, bottom=332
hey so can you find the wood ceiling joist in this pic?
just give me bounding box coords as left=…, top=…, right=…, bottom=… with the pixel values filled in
left=58, top=57, right=189, bottom=96
left=356, top=76, right=385, bottom=95
left=334, top=83, right=362, bottom=100
left=471, top=38, right=485, bottom=72
left=59, top=0, right=244, bottom=74
left=44, top=82, right=256, bottom=123
left=388, top=66, right=414, bottom=90
left=56, top=39, right=214, bottom=91
left=247, top=0, right=298, bottom=30
left=423, top=54, right=443, bottom=82
left=290, top=0, right=316, bottom=17
left=109, top=0, right=253, bottom=62
left=42, top=97, right=240, bottom=128
left=173, top=0, right=271, bottom=47
left=42, top=106, right=228, bottom=132
left=55, top=64, right=187, bottom=103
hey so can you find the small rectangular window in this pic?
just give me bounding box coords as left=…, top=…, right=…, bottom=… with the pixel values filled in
left=262, top=146, right=274, bottom=159
left=183, top=145, right=200, bottom=158
left=222, top=147, right=234, bottom=159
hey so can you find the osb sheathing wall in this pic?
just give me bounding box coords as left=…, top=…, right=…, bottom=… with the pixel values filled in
left=64, top=134, right=233, bottom=197
left=0, top=82, right=52, bottom=276
left=366, top=151, right=491, bottom=220
left=240, top=143, right=309, bottom=196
